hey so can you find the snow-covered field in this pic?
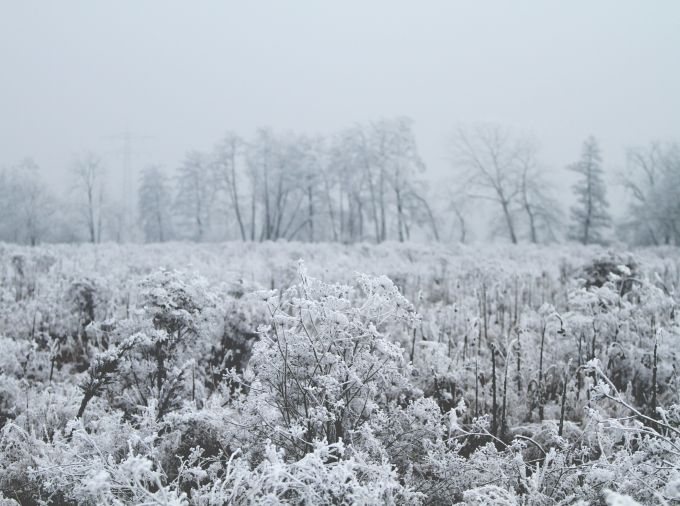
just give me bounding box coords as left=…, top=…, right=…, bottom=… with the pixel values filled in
left=1, top=241, right=679, bottom=504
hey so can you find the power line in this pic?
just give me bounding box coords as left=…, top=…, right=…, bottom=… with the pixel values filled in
left=105, top=129, right=153, bottom=241
left=105, top=129, right=152, bottom=211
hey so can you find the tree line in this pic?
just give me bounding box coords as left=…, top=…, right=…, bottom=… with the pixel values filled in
left=1, top=118, right=679, bottom=246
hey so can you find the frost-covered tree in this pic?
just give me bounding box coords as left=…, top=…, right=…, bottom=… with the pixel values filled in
left=621, top=142, right=680, bottom=245
left=246, top=128, right=280, bottom=241
left=297, top=134, right=325, bottom=242
left=213, top=132, right=247, bottom=240
left=0, top=159, right=54, bottom=245
left=451, top=125, right=564, bottom=244
left=326, top=126, right=371, bottom=242
left=72, top=152, right=106, bottom=243
left=568, top=136, right=611, bottom=245
left=138, top=165, right=173, bottom=242
left=516, top=141, right=562, bottom=243
left=175, top=151, right=217, bottom=241
left=246, top=129, right=326, bottom=241
left=451, top=124, right=522, bottom=244
left=325, top=118, right=430, bottom=243
left=373, top=117, right=427, bottom=242
left=453, top=124, right=519, bottom=244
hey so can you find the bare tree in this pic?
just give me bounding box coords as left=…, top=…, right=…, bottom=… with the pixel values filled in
left=247, top=129, right=277, bottom=241
left=328, top=118, right=429, bottom=243
left=621, top=142, right=680, bottom=245
left=356, top=126, right=383, bottom=242
left=72, top=152, right=105, bottom=243
left=450, top=201, right=467, bottom=243
left=408, top=182, right=441, bottom=242
left=300, top=136, right=325, bottom=242
left=451, top=124, right=521, bottom=244
left=214, top=133, right=247, bottom=240
left=278, top=134, right=323, bottom=242
left=568, top=136, right=611, bottom=245
left=516, top=141, right=562, bottom=243
left=104, top=202, right=127, bottom=243
left=245, top=130, right=325, bottom=242
left=440, top=185, right=469, bottom=244
left=175, top=151, right=216, bottom=241
left=0, top=159, right=54, bottom=245
left=139, top=165, right=173, bottom=242
left=328, top=127, right=370, bottom=243
left=374, top=117, right=426, bottom=242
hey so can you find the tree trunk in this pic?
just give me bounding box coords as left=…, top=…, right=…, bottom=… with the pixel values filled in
left=229, top=145, right=247, bottom=241
left=501, top=200, right=518, bottom=244
left=379, top=168, right=386, bottom=242
left=307, top=184, right=314, bottom=242
left=396, top=187, right=404, bottom=242
left=263, top=159, right=271, bottom=241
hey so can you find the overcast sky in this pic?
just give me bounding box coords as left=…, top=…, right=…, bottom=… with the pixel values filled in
left=1, top=1, right=679, bottom=203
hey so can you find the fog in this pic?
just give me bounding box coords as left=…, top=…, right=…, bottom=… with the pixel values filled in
left=1, top=1, right=679, bottom=246
left=2, top=1, right=679, bottom=190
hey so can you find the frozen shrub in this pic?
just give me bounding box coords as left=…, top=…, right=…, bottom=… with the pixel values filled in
left=462, top=485, right=518, bottom=506
left=205, top=296, right=264, bottom=393
left=580, top=252, right=637, bottom=294
left=192, top=440, right=422, bottom=505
left=76, top=336, right=138, bottom=419
left=240, top=264, right=417, bottom=459
left=112, top=270, right=221, bottom=420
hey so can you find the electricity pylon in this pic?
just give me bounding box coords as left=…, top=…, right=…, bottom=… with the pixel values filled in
left=106, top=129, right=152, bottom=241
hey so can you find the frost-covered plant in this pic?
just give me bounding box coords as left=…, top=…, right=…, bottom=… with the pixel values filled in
left=76, top=335, right=138, bottom=419
left=109, top=269, right=221, bottom=421
left=192, top=440, right=422, bottom=505
left=2, top=243, right=680, bottom=504
left=239, top=264, right=418, bottom=459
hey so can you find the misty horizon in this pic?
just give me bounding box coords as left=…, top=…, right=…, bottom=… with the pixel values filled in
left=2, top=1, right=679, bottom=200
